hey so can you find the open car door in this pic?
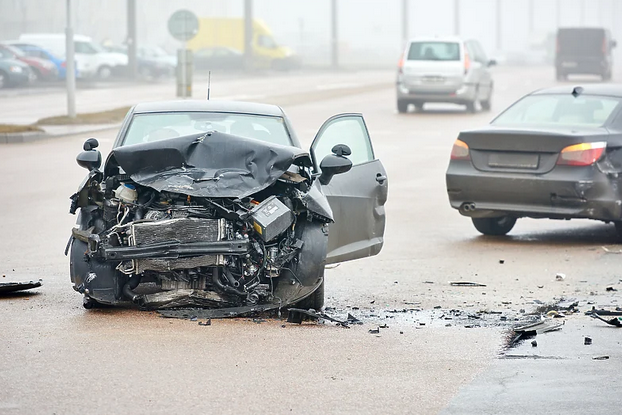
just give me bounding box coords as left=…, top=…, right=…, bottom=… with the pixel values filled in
left=310, top=114, right=388, bottom=264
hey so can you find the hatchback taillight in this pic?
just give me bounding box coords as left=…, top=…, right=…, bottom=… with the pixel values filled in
left=556, top=142, right=606, bottom=166
left=450, top=139, right=470, bottom=160
left=464, top=51, right=471, bottom=74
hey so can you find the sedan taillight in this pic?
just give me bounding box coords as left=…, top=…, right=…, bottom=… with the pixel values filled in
left=450, top=139, right=470, bottom=160
left=556, top=142, right=606, bottom=166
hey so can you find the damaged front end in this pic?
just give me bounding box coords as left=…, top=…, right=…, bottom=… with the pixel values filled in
left=67, top=132, right=332, bottom=310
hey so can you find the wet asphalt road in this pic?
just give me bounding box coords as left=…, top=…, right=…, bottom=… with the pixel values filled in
left=1, top=67, right=621, bottom=414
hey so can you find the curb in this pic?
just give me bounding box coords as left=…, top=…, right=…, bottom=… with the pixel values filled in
left=0, top=123, right=122, bottom=144
left=0, top=131, right=47, bottom=144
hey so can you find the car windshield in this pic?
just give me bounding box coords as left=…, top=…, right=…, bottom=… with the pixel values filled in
left=123, top=112, right=292, bottom=146
left=492, top=94, right=621, bottom=128
left=407, top=42, right=460, bottom=61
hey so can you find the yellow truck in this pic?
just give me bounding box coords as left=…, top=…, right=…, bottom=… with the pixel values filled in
left=187, top=18, right=299, bottom=70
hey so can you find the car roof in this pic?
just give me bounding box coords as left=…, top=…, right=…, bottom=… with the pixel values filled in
left=132, top=100, right=286, bottom=117
left=532, top=84, right=622, bottom=98
left=408, top=36, right=464, bottom=44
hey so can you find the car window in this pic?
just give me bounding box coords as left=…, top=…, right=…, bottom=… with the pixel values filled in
left=312, top=116, right=374, bottom=167
left=407, top=42, right=460, bottom=61
left=123, top=112, right=292, bottom=147
left=75, top=41, right=98, bottom=54
left=492, top=94, right=621, bottom=127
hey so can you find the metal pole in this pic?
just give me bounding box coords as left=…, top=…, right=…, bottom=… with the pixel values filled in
left=496, top=0, right=502, bottom=52
left=331, top=0, right=338, bottom=69
left=528, top=0, right=534, bottom=34
left=65, top=0, right=76, bottom=118
left=454, top=0, right=460, bottom=36
left=244, top=0, right=253, bottom=71
left=402, top=0, right=409, bottom=47
left=127, top=0, right=137, bottom=79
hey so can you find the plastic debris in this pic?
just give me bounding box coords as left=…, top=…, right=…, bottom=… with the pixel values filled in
left=449, top=281, right=487, bottom=287
left=555, top=273, right=566, bottom=281
left=584, top=337, right=592, bottom=345
left=531, top=340, right=538, bottom=347
left=593, top=355, right=610, bottom=360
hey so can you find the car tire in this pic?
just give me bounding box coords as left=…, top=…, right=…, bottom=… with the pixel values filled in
left=397, top=100, right=409, bottom=113
left=414, top=102, right=424, bottom=112
left=472, top=216, right=516, bottom=236
left=292, top=277, right=325, bottom=311
left=613, top=222, right=622, bottom=240
left=465, top=101, right=477, bottom=114
left=98, top=65, right=113, bottom=80
left=0, top=70, right=7, bottom=89
left=481, top=88, right=492, bottom=111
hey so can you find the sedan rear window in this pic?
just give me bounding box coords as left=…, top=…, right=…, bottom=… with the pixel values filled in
left=407, top=42, right=460, bottom=61
left=492, top=94, right=621, bottom=128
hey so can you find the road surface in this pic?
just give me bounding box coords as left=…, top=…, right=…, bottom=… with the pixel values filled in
left=1, top=67, right=620, bottom=414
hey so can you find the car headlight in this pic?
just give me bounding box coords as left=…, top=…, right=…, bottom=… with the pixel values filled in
left=9, top=66, right=23, bottom=73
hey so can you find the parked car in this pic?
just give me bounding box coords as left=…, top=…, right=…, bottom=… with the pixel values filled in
left=7, top=42, right=70, bottom=79
left=19, top=33, right=127, bottom=79
left=555, top=27, right=616, bottom=81
left=396, top=36, right=495, bottom=113
left=194, top=47, right=243, bottom=71
left=101, top=43, right=174, bottom=79
left=0, top=50, right=32, bottom=88
left=446, top=84, right=622, bottom=237
left=67, top=101, right=388, bottom=311
left=0, top=43, right=57, bottom=81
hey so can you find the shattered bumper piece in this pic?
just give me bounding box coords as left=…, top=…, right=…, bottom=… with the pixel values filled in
left=0, top=279, right=43, bottom=294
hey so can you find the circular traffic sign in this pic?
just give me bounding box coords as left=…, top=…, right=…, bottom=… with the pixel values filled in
left=168, top=9, right=199, bottom=42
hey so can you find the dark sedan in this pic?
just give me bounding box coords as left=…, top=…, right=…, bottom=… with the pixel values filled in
left=446, top=84, right=622, bottom=236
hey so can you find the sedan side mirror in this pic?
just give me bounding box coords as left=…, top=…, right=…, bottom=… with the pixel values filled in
left=318, top=144, right=353, bottom=185
left=77, top=138, right=102, bottom=171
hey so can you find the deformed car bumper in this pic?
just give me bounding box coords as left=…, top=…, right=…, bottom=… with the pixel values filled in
left=446, top=161, right=622, bottom=221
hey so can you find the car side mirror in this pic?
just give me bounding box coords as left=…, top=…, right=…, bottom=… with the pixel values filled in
left=77, top=138, right=101, bottom=171
left=318, top=144, right=353, bottom=185
left=487, top=59, right=497, bottom=67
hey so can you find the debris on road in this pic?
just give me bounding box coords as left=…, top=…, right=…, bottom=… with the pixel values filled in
left=158, top=304, right=278, bottom=320
left=593, top=355, right=610, bottom=360
left=602, top=246, right=622, bottom=254
left=198, top=319, right=212, bottom=326
left=589, top=313, right=622, bottom=327
left=584, top=337, right=593, bottom=345
left=585, top=307, right=622, bottom=316
left=449, top=281, right=487, bottom=287
left=606, top=286, right=618, bottom=292
left=286, top=308, right=351, bottom=327
left=368, top=327, right=380, bottom=334
left=499, top=259, right=505, bottom=264
left=555, top=273, right=566, bottom=281
left=531, top=340, right=538, bottom=347
left=508, top=318, right=563, bottom=348
left=0, top=279, right=43, bottom=294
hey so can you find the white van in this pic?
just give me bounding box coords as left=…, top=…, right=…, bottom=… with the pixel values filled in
left=19, top=33, right=127, bottom=79
left=396, top=36, right=496, bottom=113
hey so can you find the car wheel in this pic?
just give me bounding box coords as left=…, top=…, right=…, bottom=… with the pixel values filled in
left=292, top=277, right=325, bottom=311
left=414, top=102, right=424, bottom=112
left=472, top=216, right=516, bottom=236
left=0, top=70, right=7, bottom=89
left=481, top=90, right=492, bottom=111
left=465, top=101, right=477, bottom=114
left=397, top=100, right=409, bottom=113
left=98, top=65, right=113, bottom=80
left=613, top=222, right=622, bottom=240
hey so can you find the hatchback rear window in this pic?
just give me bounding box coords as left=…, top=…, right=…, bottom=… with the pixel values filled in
left=407, top=42, right=460, bottom=61
left=492, top=94, right=621, bottom=128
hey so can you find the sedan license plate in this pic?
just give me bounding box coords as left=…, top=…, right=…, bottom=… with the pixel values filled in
left=562, top=61, right=578, bottom=68
left=422, top=76, right=445, bottom=83
left=488, top=153, right=539, bottom=169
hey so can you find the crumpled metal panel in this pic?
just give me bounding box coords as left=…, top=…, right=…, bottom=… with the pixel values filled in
left=108, top=132, right=312, bottom=198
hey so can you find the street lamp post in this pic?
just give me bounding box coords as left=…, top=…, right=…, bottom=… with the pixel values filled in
left=66, top=0, right=76, bottom=118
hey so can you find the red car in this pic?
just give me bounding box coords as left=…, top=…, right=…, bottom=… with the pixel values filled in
left=0, top=43, right=58, bottom=81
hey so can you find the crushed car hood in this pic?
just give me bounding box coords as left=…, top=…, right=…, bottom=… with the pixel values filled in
left=106, top=131, right=312, bottom=198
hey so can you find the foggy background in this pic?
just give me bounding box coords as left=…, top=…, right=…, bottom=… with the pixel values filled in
left=0, top=0, right=620, bottom=67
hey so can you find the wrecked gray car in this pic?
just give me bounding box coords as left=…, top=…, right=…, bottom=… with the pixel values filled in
left=67, top=101, right=388, bottom=311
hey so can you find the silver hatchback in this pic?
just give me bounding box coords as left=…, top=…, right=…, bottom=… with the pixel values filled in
left=396, top=37, right=495, bottom=113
